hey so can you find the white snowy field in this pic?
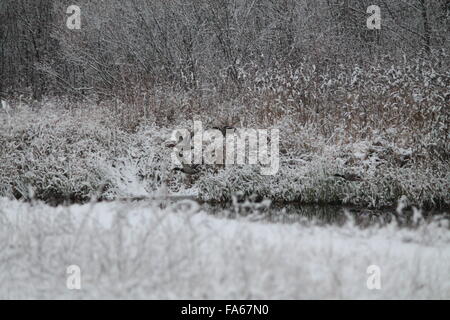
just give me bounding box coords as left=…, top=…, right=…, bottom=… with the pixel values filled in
left=0, top=197, right=449, bottom=299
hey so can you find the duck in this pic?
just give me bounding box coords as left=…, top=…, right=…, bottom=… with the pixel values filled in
left=164, top=131, right=192, bottom=149
left=173, top=163, right=201, bottom=175
left=212, top=125, right=236, bottom=136
left=333, top=173, right=363, bottom=182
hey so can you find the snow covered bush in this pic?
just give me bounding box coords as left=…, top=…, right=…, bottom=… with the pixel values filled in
left=0, top=100, right=180, bottom=203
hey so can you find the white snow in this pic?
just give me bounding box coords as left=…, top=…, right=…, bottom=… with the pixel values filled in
left=0, top=198, right=449, bottom=299
left=1, top=100, right=11, bottom=113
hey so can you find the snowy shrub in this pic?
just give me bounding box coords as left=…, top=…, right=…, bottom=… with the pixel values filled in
left=0, top=102, right=179, bottom=203
left=197, top=146, right=449, bottom=208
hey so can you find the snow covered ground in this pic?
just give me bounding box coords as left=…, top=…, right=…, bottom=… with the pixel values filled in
left=0, top=197, right=449, bottom=299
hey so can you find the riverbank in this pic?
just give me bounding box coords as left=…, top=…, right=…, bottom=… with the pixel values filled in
left=0, top=100, right=448, bottom=209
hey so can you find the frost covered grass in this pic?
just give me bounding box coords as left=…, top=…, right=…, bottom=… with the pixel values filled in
left=0, top=58, right=448, bottom=208
left=0, top=100, right=183, bottom=203
left=197, top=158, right=449, bottom=208
left=0, top=197, right=449, bottom=299
left=0, top=101, right=448, bottom=209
